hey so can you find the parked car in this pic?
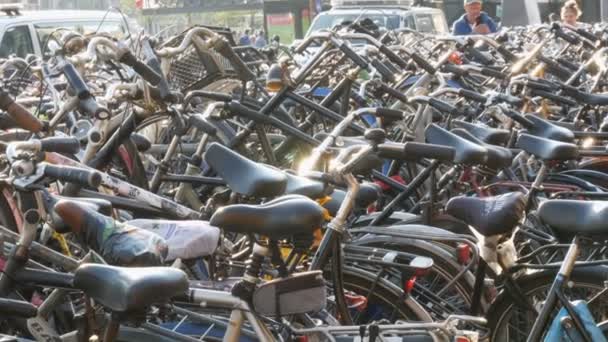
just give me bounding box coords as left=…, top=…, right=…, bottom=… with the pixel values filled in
left=305, top=0, right=449, bottom=37
left=0, top=5, right=138, bottom=59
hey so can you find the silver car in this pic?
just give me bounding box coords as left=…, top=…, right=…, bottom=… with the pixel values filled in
left=306, top=2, right=449, bottom=37
left=0, top=6, right=138, bottom=59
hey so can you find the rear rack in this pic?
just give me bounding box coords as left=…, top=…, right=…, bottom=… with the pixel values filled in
left=289, top=315, right=486, bottom=342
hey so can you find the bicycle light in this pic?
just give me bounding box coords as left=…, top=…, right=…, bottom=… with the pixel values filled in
left=266, top=63, right=284, bottom=93
left=404, top=276, right=416, bottom=294
left=454, top=331, right=479, bottom=342
left=457, top=243, right=471, bottom=265
left=449, top=51, right=463, bottom=65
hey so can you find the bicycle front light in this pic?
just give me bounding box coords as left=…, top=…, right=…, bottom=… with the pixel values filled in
left=266, top=63, right=284, bottom=93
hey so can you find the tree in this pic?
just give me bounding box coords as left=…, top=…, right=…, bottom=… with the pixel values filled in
left=119, top=0, right=137, bottom=15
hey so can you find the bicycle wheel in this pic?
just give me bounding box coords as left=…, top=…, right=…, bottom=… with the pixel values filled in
left=487, top=266, right=608, bottom=342
left=350, top=235, right=481, bottom=320
left=330, top=266, right=432, bottom=323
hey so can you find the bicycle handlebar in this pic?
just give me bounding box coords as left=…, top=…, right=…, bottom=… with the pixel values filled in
left=0, top=90, right=45, bottom=133
left=42, top=163, right=102, bottom=188
left=118, top=50, right=162, bottom=86
left=210, top=37, right=256, bottom=81
left=155, top=27, right=217, bottom=57
left=39, top=137, right=81, bottom=154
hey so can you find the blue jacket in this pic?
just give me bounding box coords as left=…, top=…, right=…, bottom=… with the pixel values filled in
left=452, top=12, right=497, bottom=35
left=239, top=35, right=251, bottom=46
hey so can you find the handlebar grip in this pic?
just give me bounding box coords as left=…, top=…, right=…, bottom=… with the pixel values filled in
left=383, top=60, right=400, bottom=75
left=496, top=45, right=517, bottom=63
left=378, top=45, right=408, bottom=69
left=554, top=26, right=580, bottom=45
left=375, top=108, right=404, bottom=121
left=294, top=41, right=308, bottom=55
left=214, top=39, right=256, bottom=81
left=538, top=55, right=572, bottom=80
left=225, top=101, right=272, bottom=125
left=495, top=93, right=524, bottom=106
left=151, top=63, right=174, bottom=102
left=403, top=142, right=455, bottom=162
left=39, top=137, right=81, bottom=154
left=370, top=59, right=395, bottom=82
left=504, top=109, right=535, bottom=129
left=428, top=98, right=459, bottom=115
left=556, top=57, right=579, bottom=71
left=0, top=91, right=44, bottom=133
left=189, top=114, right=218, bottom=136
left=458, top=89, right=488, bottom=103
left=441, top=64, right=468, bottom=77
left=409, top=52, right=436, bottom=74
left=43, top=164, right=102, bottom=188
left=530, top=89, right=577, bottom=107
left=62, top=63, right=90, bottom=99
left=481, top=67, right=507, bottom=80
left=141, top=38, right=173, bottom=102
left=525, top=80, right=557, bottom=92
left=465, top=46, right=493, bottom=66
left=556, top=81, right=579, bottom=94
left=375, top=142, right=406, bottom=160
left=378, top=83, right=409, bottom=104
left=0, top=298, right=37, bottom=318
left=576, top=28, right=598, bottom=42
left=338, top=44, right=369, bottom=70
left=119, top=51, right=162, bottom=86
left=148, top=87, right=180, bottom=104
left=187, top=91, right=232, bottom=103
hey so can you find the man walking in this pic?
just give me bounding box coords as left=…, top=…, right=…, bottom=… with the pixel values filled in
left=254, top=30, right=267, bottom=48
left=239, top=29, right=252, bottom=46
left=452, top=0, right=497, bottom=35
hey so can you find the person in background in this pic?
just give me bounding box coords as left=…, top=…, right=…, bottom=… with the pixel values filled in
left=239, top=29, right=251, bottom=46
left=452, top=0, right=497, bottom=36
left=561, top=0, right=582, bottom=27
left=271, top=35, right=280, bottom=46
left=254, top=30, right=267, bottom=48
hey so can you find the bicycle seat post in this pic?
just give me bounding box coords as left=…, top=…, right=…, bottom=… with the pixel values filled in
left=103, top=312, right=121, bottom=342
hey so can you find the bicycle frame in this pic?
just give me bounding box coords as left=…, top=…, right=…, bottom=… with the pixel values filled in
left=44, top=151, right=200, bottom=219
left=527, top=236, right=595, bottom=342
left=0, top=209, right=270, bottom=342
